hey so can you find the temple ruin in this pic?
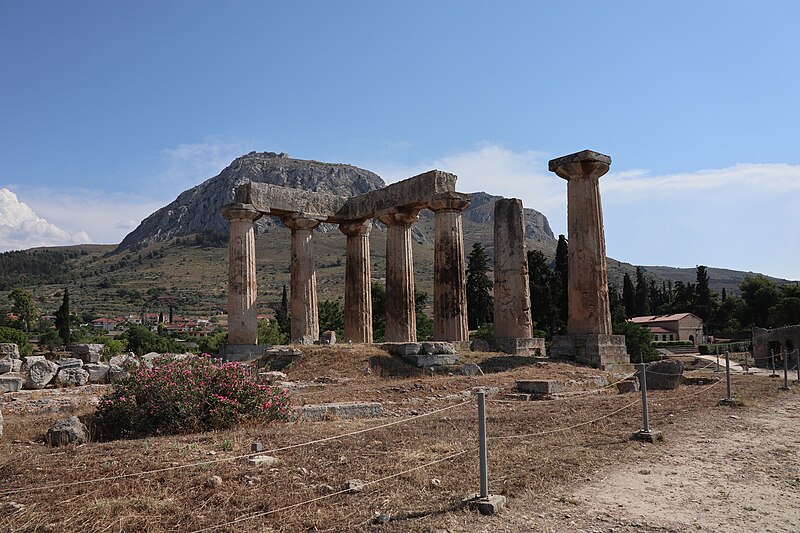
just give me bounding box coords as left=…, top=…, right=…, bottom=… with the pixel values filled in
left=221, top=170, right=474, bottom=360
left=547, top=150, right=631, bottom=370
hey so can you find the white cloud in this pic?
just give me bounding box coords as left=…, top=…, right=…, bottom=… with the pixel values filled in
left=0, top=188, right=92, bottom=251
left=158, top=136, right=258, bottom=191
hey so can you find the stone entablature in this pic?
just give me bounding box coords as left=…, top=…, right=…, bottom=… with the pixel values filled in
left=222, top=170, right=471, bottom=357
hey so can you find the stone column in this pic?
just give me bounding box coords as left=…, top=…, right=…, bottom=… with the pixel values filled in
left=283, top=215, right=321, bottom=344
left=549, top=150, right=613, bottom=335
left=548, top=150, right=629, bottom=369
left=429, top=193, right=471, bottom=342
left=339, top=220, right=373, bottom=343
left=222, top=204, right=262, bottom=346
left=378, top=210, right=419, bottom=342
left=493, top=198, right=533, bottom=340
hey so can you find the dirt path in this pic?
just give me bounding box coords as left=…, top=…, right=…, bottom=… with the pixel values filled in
left=465, top=377, right=800, bottom=532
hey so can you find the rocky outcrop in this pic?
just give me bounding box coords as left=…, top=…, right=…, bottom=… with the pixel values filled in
left=459, top=191, right=554, bottom=244
left=114, top=152, right=386, bottom=252
left=46, top=416, right=88, bottom=446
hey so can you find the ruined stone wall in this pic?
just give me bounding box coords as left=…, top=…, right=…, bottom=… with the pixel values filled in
left=752, top=325, right=800, bottom=367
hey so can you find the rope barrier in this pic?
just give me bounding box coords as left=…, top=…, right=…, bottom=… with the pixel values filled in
left=487, top=370, right=639, bottom=405
left=0, top=400, right=472, bottom=497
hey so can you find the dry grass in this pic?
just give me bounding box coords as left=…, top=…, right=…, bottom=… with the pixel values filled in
left=0, top=346, right=787, bottom=532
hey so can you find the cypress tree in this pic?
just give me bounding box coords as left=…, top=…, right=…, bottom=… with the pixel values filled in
left=55, top=288, right=71, bottom=345
left=554, top=235, right=569, bottom=327
left=466, top=243, right=493, bottom=329
left=622, top=272, right=635, bottom=317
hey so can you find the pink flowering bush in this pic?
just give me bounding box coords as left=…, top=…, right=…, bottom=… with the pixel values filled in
left=92, top=354, right=290, bottom=440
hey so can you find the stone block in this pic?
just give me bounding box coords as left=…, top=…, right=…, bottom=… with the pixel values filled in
left=258, top=371, right=288, bottom=384
left=56, top=367, right=90, bottom=387
left=420, top=342, right=455, bottom=355
left=0, top=375, right=23, bottom=393
left=25, top=358, right=59, bottom=389
left=319, top=330, right=337, bottom=345
left=141, top=352, right=162, bottom=368
left=108, top=364, right=129, bottom=382
left=470, top=338, right=491, bottom=352
left=458, top=363, right=484, bottom=376
left=246, top=455, right=279, bottom=467
left=72, top=344, right=103, bottom=363
left=638, top=360, right=683, bottom=390
left=465, top=494, right=507, bottom=515
left=264, top=347, right=303, bottom=357
left=46, top=416, right=88, bottom=446
left=382, top=342, right=422, bottom=356
left=516, top=380, right=565, bottom=395
left=550, top=334, right=629, bottom=369
left=494, top=337, right=546, bottom=356
left=297, top=402, right=383, bottom=422
left=109, top=353, right=140, bottom=368
left=402, top=353, right=461, bottom=368
left=0, top=358, right=12, bottom=374
left=84, top=363, right=110, bottom=384
left=616, top=378, right=640, bottom=394
left=0, top=343, right=19, bottom=359
left=221, top=344, right=266, bottom=363
left=343, top=479, right=368, bottom=493
left=631, top=430, right=664, bottom=443
left=57, top=358, right=84, bottom=369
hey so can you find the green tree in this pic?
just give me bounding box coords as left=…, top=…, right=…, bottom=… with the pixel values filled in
left=104, top=339, right=125, bottom=357
left=318, top=300, right=345, bottom=337
left=613, top=321, right=659, bottom=363
left=55, top=288, right=71, bottom=345
left=123, top=324, right=178, bottom=355
left=258, top=319, right=287, bottom=345
left=527, top=250, right=559, bottom=337
left=0, top=326, right=32, bottom=356
left=39, top=330, right=63, bottom=352
left=198, top=331, right=227, bottom=354
left=554, top=235, right=569, bottom=326
left=275, top=284, right=291, bottom=339
left=739, top=275, right=781, bottom=328
left=8, top=288, right=39, bottom=332
left=634, top=267, right=650, bottom=316
left=693, top=265, right=713, bottom=324
left=466, top=243, right=493, bottom=329
left=371, top=282, right=387, bottom=342
left=414, top=289, right=433, bottom=341
left=609, top=286, right=627, bottom=325
left=622, top=273, right=636, bottom=318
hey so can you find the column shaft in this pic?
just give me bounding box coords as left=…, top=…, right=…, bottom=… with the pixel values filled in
left=431, top=195, right=470, bottom=341
left=379, top=211, right=419, bottom=342
left=340, top=221, right=373, bottom=343
left=222, top=205, right=262, bottom=345
left=284, top=216, right=321, bottom=344
left=493, top=198, right=533, bottom=339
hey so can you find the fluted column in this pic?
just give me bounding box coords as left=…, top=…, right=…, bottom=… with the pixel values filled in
left=430, top=193, right=470, bottom=341
left=283, top=215, right=321, bottom=344
left=378, top=210, right=419, bottom=342
left=222, top=204, right=263, bottom=345
left=549, top=150, right=613, bottom=335
left=493, top=198, right=533, bottom=339
left=339, top=220, right=373, bottom=343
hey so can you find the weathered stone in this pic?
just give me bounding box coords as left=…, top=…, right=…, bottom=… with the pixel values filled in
left=380, top=210, right=419, bottom=342
left=465, top=494, right=507, bottom=515
left=493, top=198, right=533, bottom=340
left=516, top=380, right=565, bottom=395
left=459, top=363, right=484, bottom=376
left=108, top=364, right=129, bottom=382
left=0, top=358, right=12, bottom=374
left=22, top=355, right=47, bottom=371
left=470, top=338, right=491, bottom=352
left=205, top=475, right=223, bottom=488
left=616, top=377, right=640, bottom=394
left=84, top=363, right=110, bottom=384
left=319, top=330, right=337, bottom=345
left=109, top=353, right=139, bottom=369
left=141, top=352, right=162, bottom=368
left=257, top=371, right=288, bottom=384
left=25, top=359, right=59, bottom=389
left=10, top=359, right=21, bottom=373
left=495, top=337, right=546, bottom=356
left=550, top=333, right=630, bottom=370
left=402, top=353, right=461, bottom=368
left=223, top=203, right=262, bottom=346
left=340, top=220, right=373, bottom=343
left=430, top=193, right=470, bottom=342
left=72, top=344, right=103, bottom=363
left=284, top=215, right=321, bottom=345
left=264, top=347, right=303, bottom=357
left=298, top=402, right=383, bottom=422
left=246, top=455, right=279, bottom=467
left=0, top=375, right=23, bottom=393
left=638, top=360, right=684, bottom=390
left=46, top=416, right=88, bottom=446
left=382, top=342, right=422, bottom=356
left=57, top=358, right=83, bottom=369
left=343, top=479, right=368, bottom=493
left=55, top=367, right=90, bottom=387
left=0, top=343, right=20, bottom=359
left=420, top=342, right=456, bottom=355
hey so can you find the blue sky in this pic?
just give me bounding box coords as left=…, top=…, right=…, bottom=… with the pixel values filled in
left=1, top=1, right=798, bottom=279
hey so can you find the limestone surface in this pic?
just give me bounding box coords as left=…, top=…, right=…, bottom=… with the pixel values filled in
left=46, top=416, right=88, bottom=446
left=25, top=359, right=59, bottom=389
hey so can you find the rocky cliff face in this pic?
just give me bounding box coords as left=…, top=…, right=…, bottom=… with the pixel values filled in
left=115, top=152, right=386, bottom=252
left=115, top=152, right=556, bottom=252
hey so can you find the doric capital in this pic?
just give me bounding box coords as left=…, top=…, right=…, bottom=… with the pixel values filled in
left=221, top=203, right=264, bottom=222
left=282, top=214, right=322, bottom=231
left=548, top=150, right=611, bottom=181
left=339, top=219, right=372, bottom=237
left=378, top=208, right=420, bottom=227
left=428, top=192, right=471, bottom=213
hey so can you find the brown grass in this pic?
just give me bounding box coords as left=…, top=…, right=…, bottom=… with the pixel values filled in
left=0, top=346, right=787, bottom=532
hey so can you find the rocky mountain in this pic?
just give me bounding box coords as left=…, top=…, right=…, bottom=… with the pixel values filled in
left=115, top=152, right=556, bottom=252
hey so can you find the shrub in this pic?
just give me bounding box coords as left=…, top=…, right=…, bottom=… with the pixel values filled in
left=0, top=326, right=32, bottom=356
left=699, top=342, right=752, bottom=355
left=613, top=321, right=660, bottom=363
left=651, top=341, right=694, bottom=347
left=92, top=354, right=291, bottom=440
left=474, top=322, right=494, bottom=340
left=103, top=339, right=125, bottom=358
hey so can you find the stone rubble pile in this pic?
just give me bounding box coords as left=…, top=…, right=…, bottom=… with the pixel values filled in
left=0, top=343, right=197, bottom=393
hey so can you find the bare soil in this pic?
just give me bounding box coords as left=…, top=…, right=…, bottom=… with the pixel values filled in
left=1, top=346, right=798, bottom=532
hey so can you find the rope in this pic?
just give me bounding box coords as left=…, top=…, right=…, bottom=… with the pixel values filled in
left=188, top=449, right=470, bottom=532
left=0, top=400, right=472, bottom=497
left=487, top=370, right=639, bottom=405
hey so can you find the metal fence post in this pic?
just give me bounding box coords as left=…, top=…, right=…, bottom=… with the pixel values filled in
left=477, top=389, right=489, bottom=499
left=631, top=363, right=661, bottom=441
